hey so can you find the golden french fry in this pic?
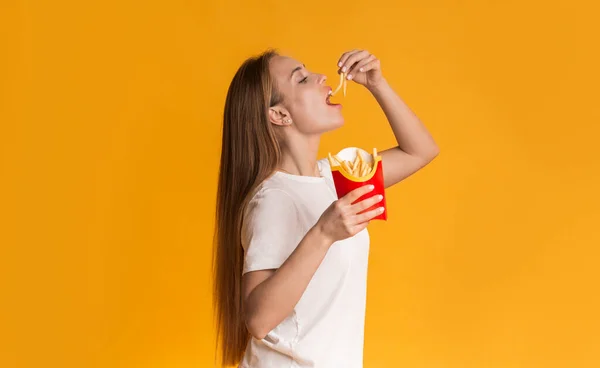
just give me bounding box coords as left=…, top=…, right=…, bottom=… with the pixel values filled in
left=341, top=160, right=352, bottom=174
left=356, top=150, right=365, bottom=177
left=343, top=76, right=347, bottom=97
left=356, top=149, right=363, bottom=164
left=352, top=155, right=360, bottom=172
left=331, top=72, right=345, bottom=96
left=346, top=160, right=355, bottom=176
left=360, top=163, right=369, bottom=177
left=330, top=148, right=378, bottom=178
left=333, top=154, right=344, bottom=165
left=328, top=152, right=337, bottom=167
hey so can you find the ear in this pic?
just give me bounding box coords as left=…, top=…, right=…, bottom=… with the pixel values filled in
left=268, top=105, right=292, bottom=127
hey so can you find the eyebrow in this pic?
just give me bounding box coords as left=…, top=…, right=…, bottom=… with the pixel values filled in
left=290, top=64, right=306, bottom=80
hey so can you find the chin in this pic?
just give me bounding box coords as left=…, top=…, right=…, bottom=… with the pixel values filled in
left=327, top=117, right=345, bottom=131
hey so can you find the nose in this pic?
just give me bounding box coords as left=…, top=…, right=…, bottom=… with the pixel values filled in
left=317, top=74, right=327, bottom=84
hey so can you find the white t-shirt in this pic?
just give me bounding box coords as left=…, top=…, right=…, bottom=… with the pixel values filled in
left=239, top=158, right=370, bottom=368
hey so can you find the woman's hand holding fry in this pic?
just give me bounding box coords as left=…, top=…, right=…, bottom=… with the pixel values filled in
left=336, top=49, right=384, bottom=91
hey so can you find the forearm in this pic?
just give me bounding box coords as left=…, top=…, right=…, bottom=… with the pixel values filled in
left=245, top=225, right=332, bottom=339
left=369, top=79, right=438, bottom=158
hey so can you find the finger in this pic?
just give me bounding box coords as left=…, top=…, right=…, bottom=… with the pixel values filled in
left=351, top=221, right=370, bottom=234
left=337, top=49, right=359, bottom=70
left=356, top=58, right=380, bottom=73
left=337, top=49, right=358, bottom=66
left=353, top=206, right=385, bottom=224
left=350, top=193, right=383, bottom=214
left=347, top=54, right=376, bottom=80
left=341, top=184, right=375, bottom=205
left=349, top=54, right=376, bottom=75
left=341, top=50, right=370, bottom=76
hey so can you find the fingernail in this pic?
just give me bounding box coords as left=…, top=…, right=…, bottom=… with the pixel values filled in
left=342, top=66, right=347, bottom=72
left=377, top=195, right=383, bottom=201
left=338, top=62, right=342, bottom=67
left=379, top=207, right=385, bottom=212
left=359, top=67, right=364, bottom=72
left=368, top=185, right=374, bottom=190
left=347, top=74, right=353, bottom=80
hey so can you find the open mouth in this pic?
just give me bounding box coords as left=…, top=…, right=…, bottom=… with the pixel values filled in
left=325, top=72, right=347, bottom=107
left=326, top=90, right=341, bottom=107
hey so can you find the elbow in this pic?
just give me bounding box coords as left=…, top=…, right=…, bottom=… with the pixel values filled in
left=245, top=315, right=269, bottom=340
left=431, top=145, right=440, bottom=160
left=418, top=146, right=439, bottom=165
left=426, top=144, right=440, bottom=162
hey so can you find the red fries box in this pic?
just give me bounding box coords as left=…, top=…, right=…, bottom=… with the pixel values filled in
left=328, top=147, right=387, bottom=221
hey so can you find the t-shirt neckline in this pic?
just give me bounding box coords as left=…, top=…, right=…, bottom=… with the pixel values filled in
left=273, top=160, right=327, bottom=183
left=274, top=170, right=326, bottom=183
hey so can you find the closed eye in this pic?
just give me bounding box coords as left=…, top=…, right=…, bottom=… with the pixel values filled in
left=299, top=76, right=308, bottom=84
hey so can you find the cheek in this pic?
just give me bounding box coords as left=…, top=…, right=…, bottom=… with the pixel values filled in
left=289, top=91, right=336, bottom=130
left=291, top=93, right=321, bottom=119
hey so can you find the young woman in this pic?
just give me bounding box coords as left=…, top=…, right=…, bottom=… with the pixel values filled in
left=213, top=48, right=439, bottom=367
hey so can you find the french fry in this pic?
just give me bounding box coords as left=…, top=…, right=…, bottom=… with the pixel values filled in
left=331, top=72, right=344, bottom=96
left=329, top=148, right=378, bottom=178
left=334, top=154, right=344, bottom=165
left=330, top=72, right=348, bottom=97
left=327, top=152, right=337, bottom=167
left=360, top=163, right=369, bottom=177
left=341, top=160, right=352, bottom=174
left=352, top=155, right=360, bottom=172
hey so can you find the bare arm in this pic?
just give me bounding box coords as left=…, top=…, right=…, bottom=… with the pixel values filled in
left=335, top=50, right=439, bottom=189
left=369, top=79, right=440, bottom=188
left=242, top=225, right=331, bottom=340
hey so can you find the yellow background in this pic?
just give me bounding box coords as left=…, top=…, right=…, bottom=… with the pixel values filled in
left=1, top=0, right=599, bottom=367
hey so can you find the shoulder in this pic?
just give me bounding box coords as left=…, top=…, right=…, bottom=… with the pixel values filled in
left=251, top=171, right=290, bottom=195
left=248, top=173, right=295, bottom=206
left=241, top=186, right=301, bottom=251
left=245, top=185, right=299, bottom=221
left=250, top=186, right=295, bottom=206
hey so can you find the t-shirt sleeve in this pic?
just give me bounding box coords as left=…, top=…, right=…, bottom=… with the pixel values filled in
left=241, top=189, right=303, bottom=275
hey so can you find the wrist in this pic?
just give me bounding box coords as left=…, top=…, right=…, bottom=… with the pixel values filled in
left=367, top=78, right=390, bottom=95
left=310, top=223, right=334, bottom=250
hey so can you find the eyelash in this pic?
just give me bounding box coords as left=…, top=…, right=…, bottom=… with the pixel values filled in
left=299, top=76, right=308, bottom=84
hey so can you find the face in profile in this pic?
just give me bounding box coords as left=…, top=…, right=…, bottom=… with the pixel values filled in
left=269, top=55, right=344, bottom=135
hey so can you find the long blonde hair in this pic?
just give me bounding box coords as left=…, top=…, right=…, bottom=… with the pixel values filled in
left=212, top=49, right=283, bottom=365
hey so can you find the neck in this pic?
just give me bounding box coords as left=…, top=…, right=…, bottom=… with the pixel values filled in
left=278, top=134, right=321, bottom=177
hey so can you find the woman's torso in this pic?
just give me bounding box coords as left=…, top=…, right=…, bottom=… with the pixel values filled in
left=240, top=158, right=371, bottom=368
